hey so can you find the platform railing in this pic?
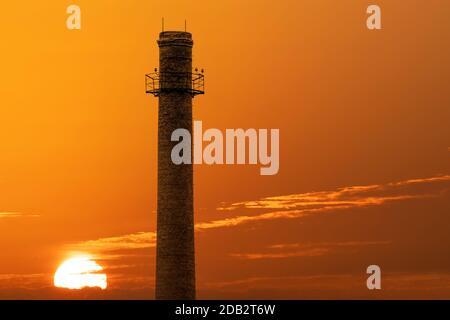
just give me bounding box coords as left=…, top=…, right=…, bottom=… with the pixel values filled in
left=146, top=71, right=205, bottom=96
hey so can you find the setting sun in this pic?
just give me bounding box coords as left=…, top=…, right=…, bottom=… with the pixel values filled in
left=54, top=257, right=107, bottom=290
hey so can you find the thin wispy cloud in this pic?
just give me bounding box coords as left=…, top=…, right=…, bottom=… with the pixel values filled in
left=61, top=175, right=450, bottom=296
left=230, top=248, right=329, bottom=259
left=230, top=241, right=390, bottom=260
left=0, top=273, right=48, bottom=289
left=201, top=273, right=450, bottom=298
left=70, top=175, right=449, bottom=255
left=193, top=175, right=449, bottom=230
left=219, top=175, right=450, bottom=212
left=202, top=274, right=360, bottom=290
left=69, top=232, right=156, bottom=253
left=196, top=195, right=424, bottom=231
left=0, top=212, right=40, bottom=218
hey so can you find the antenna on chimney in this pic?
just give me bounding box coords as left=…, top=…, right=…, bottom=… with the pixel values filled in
left=162, top=17, right=164, bottom=32
left=185, top=19, right=187, bottom=32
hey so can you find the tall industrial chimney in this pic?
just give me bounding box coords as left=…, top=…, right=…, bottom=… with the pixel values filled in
left=146, top=31, right=204, bottom=300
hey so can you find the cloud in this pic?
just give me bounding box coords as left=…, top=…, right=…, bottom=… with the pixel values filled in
left=54, top=174, right=449, bottom=297
left=267, top=241, right=390, bottom=249
left=200, top=273, right=450, bottom=299
left=0, top=273, right=48, bottom=290
left=195, top=196, right=419, bottom=230
left=196, top=175, right=450, bottom=230
left=230, top=248, right=329, bottom=259
left=219, top=175, right=450, bottom=211
left=69, top=232, right=156, bottom=254
left=230, top=241, right=390, bottom=260
left=71, top=175, right=449, bottom=254
left=0, top=212, right=40, bottom=218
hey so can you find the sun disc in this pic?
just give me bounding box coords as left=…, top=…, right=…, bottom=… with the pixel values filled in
left=54, top=257, right=107, bottom=290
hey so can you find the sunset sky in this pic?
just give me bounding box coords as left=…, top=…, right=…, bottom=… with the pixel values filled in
left=0, top=0, right=449, bottom=299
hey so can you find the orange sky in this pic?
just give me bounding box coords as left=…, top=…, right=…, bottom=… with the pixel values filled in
left=0, top=0, right=449, bottom=299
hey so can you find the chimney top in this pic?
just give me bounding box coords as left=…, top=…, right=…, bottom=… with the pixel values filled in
left=158, top=31, right=193, bottom=47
